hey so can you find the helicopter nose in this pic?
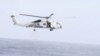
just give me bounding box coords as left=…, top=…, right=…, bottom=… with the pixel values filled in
left=56, top=22, right=62, bottom=29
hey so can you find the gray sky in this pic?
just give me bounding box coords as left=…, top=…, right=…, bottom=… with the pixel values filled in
left=0, top=0, right=100, bottom=45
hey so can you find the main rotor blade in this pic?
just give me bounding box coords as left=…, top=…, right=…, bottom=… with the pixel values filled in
left=45, top=13, right=54, bottom=19
left=19, top=14, right=46, bottom=18
left=48, top=13, right=54, bottom=18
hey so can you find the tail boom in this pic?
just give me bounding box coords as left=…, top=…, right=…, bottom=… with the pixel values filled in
left=11, top=15, right=28, bottom=27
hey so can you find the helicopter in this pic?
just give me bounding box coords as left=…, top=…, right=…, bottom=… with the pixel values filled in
left=11, top=13, right=62, bottom=31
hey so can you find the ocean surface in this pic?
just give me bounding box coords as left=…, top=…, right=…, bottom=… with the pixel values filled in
left=0, top=38, right=100, bottom=56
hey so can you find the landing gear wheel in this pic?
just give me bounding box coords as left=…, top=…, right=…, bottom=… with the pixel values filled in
left=50, top=28, right=53, bottom=31
left=33, top=29, right=36, bottom=31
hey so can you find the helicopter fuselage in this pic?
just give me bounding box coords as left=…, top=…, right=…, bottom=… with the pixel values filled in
left=11, top=13, right=62, bottom=31
left=26, top=21, right=62, bottom=29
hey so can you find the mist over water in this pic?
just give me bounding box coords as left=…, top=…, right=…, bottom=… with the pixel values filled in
left=0, top=38, right=100, bottom=56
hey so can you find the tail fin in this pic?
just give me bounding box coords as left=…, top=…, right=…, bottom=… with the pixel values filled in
left=11, top=15, right=17, bottom=25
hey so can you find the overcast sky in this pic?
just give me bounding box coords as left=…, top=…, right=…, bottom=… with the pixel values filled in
left=0, top=0, right=100, bottom=45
